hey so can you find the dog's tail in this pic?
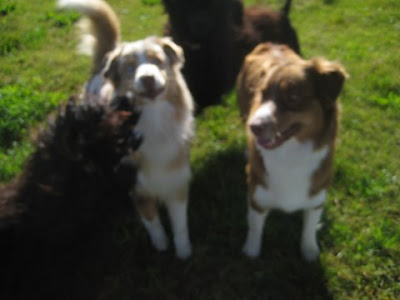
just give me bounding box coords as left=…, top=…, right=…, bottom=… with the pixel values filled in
left=281, top=0, right=292, bottom=16
left=57, top=0, right=120, bottom=73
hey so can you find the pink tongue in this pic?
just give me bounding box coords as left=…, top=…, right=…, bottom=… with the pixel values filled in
left=259, top=137, right=280, bottom=148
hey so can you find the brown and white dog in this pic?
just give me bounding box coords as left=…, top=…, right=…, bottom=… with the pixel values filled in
left=237, top=43, right=347, bottom=261
left=58, top=0, right=195, bottom=259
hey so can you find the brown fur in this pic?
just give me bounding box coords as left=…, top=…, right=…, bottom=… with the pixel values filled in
left=238, top=42, right=348, bottom=199
left=240, top=43, right=348, bottom=260
left=136, top=193, right=158, bottom=220
left=246, top=135, right=268, bottom=212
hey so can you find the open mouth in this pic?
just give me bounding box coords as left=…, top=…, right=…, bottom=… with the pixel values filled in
left=256, top=123, right=301, bottom=150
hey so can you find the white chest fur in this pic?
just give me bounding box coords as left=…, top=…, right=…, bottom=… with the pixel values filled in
left=254, top=138, right=329, bottom=212
left=136, top=99, right=193, bottom=166
left=134, top=98, right=193, bottom=199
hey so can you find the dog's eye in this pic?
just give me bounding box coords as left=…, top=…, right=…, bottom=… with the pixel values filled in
left=125, top=65, right=135, bottom=73
left=283, top=95, right=302, bottom=110
left=151, top=57, right=163, bottom=67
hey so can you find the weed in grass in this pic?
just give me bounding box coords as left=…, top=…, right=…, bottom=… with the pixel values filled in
left=0, top=83, right=65, bottom=180
left=0, top=139, right=33, bottom=182
left=0, top=26, right=47, bottom=56
left=42, top=11, right=80, bottom=28
left=0, top=1, right=16, bottom=16
left=0, top=33, right=21, bottom=56
left=141, top=0, right=161, bottom=6
left=0, top=83, right=63, bottom=149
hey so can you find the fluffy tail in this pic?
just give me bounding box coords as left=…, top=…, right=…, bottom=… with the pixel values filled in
left=57, top=0, right=120, bottom=73
left=281, top=0, right=292, bottom=16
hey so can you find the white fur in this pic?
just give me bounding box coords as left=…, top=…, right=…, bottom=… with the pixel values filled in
left=134, top=63, right=166, bottom=95
left=57, top=0, right=103, bottom=14
left=243, top=138, right=328, bottom=260
left=135, top=99, right=192, bottom=198
left=136, top=100, right=192, bottom=169
left=301, top=207, right=323, bottom=261
left=243, top=205, right=269, bottom=258
left=76, top=18, right=96, bottom=56
left=141, top=214, right=169, bottom=251
left=165, top=199, right=192, bottom=259
left=249, top=101, right=276, bottom=125
left=85, top=73, right=114, bottom=101
left=254, top=139, right=328, bottom=213
left=133, top=71, right=194, bottom=260
left=59, top=0, right=194, bottom=259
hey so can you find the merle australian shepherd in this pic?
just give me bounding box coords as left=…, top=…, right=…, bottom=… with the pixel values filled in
left=162, top=0, right=300, bottom=109
left=0, top=95, right=141, bottom=300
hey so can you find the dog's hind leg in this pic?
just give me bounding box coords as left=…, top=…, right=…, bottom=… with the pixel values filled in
left=165, top=185, right=192, bottom=260
left=136, top=194, right=168, bottom=252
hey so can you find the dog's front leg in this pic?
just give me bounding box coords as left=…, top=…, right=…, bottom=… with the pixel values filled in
left=136, top=193, right=169, bottom=252
left=165, top=184, right=192, bottom=260
left=301, top=207, right=323, bottom=262
left=242, top=202, right=269, bottom=258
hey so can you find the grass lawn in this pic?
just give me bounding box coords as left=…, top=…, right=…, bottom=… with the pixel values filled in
left=1, top=0, right=399, bottom=299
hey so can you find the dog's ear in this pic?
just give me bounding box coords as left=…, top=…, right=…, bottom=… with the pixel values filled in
left=159, top=37, right=184, bottom=68
left=308, top=58, right=348, bottom=109
left=103, top=48, right=121, bottom=84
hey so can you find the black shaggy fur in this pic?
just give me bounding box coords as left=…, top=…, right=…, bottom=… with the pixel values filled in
left=162, top=0, right=300, bottom=109
left=0, top=95, right=141, bottom=300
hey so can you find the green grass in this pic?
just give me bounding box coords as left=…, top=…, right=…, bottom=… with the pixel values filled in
left=1, top=0, right=399, bottom=298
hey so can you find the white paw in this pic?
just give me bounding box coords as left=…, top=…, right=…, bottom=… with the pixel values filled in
left=242, top=241, right=261, bottom=258
left=174, top=236, right=192, bottom=260
left=150, top=231, right=169, bottom=252
left=301, top=243, right=320, bottom=262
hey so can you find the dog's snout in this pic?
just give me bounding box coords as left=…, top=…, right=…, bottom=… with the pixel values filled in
left=140, top=75, right=155, bottom=90
left=250, top=120, right=265, bottom=136
left=249, top=119, right=277, bottom=138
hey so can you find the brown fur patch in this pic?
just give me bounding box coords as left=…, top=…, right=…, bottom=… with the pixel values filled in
left=310, top=150, right=334, bottom=196
left=238, top=42, right=347, bottom=199
left=145, top=49, right=164, bottom=66
left=164, top=71, right=190, bottom=122
left=135, top=192, right=158, bottom=221
left=246, top=134, right=268, bottom=213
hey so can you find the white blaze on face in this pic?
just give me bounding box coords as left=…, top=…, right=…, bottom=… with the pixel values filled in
left=248, top=101, right=277, bottom=137
left=134, top=63, right=166, bottom=95
left=251, top=101, right=276, bottom=123
left=121, top=41, right=167, bottom=97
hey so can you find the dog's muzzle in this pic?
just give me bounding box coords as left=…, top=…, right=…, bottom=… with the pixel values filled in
left=138, top=75, right=164, bottom=99
left=249, top=118, right=301, bottom=150
left=134, top=64, right=166, bottom=99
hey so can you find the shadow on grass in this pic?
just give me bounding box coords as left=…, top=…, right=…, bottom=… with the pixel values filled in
left=100, top=146, right=333, bottom=299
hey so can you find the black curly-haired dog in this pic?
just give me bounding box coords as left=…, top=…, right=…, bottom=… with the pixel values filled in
left=162, top=0, right=300, bottom=109
left=0, top=95, right=141, bottom=300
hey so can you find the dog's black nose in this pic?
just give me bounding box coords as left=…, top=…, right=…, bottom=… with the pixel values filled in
left=249, top=120, right=276, bottom=137
left=140, top=75, right=155, bottom=91
left=250, top=121, right=265, bottom=136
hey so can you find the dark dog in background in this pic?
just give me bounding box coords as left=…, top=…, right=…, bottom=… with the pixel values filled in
left=162, top=0, right=300, bottom=109
left=0, top=95, right=141, bottom=299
